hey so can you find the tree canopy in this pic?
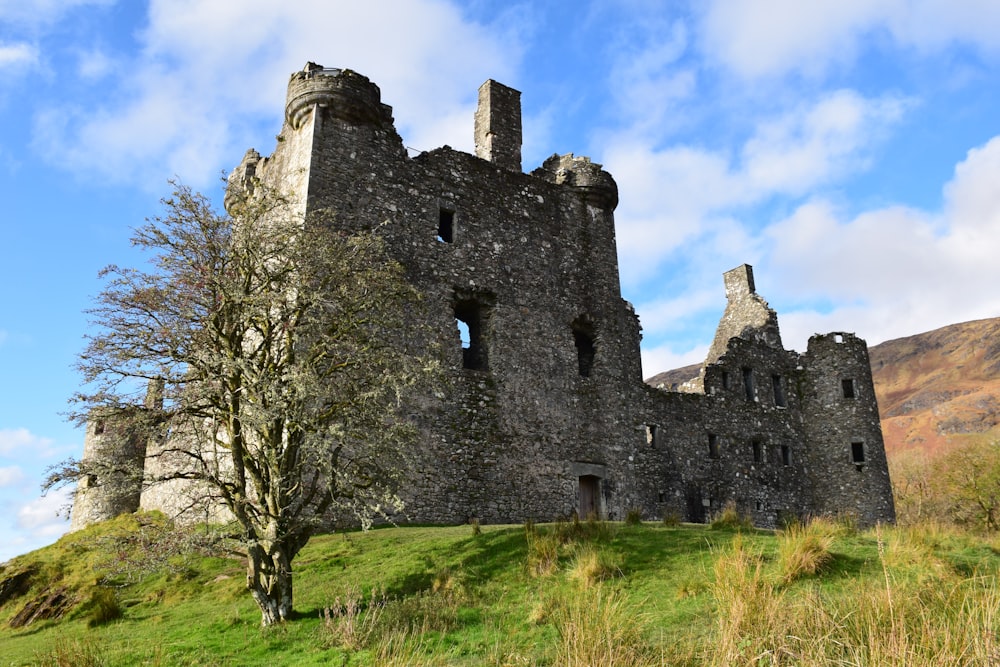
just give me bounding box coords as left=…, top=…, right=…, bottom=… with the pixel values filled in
left=52, top=182, right=434, bottom=624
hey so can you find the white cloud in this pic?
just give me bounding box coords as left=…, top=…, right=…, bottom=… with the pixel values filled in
left=764, top=134, right=1000, bottom=350
left=605, top=90, right=903, bottom=288
left=33, top=0, right=522, bottom=188
left=15, top=487, right=71, bottom=536
left=0, top=466, right=24, bottom=487
left=641, top=342, right=707, bottom=380
left=741, top=90, right=907, bottom=195
left=76, top=48, right=115, bottom=80
left=699, top=0, right=1000, bottom=79
left=0, top=42, right=38, bottom=70
left=0, top=428, right=55, bottom=456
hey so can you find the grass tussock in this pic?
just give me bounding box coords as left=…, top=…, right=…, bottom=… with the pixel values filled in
left=709, top=501, right=753, bottom=531
left=552, top=587, right=659, bottom=667
left=567, top=544, right=620, bottom=588
left=777, top=517, right=836, bottom=584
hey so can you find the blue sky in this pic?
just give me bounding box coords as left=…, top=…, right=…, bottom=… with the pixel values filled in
left=4, top=0, right=1000, bottom=560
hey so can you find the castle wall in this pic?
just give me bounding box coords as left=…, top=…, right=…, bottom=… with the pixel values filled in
left=75, top=64, right=895, bottom=531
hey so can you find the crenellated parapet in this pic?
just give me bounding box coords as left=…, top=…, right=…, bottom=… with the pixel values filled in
left=535, top=153, right=619, bottom=211
left=285, top=64, right=394, bottom=131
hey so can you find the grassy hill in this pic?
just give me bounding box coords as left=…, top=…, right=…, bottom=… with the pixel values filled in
left=2, top=513, right=1000, bottom=665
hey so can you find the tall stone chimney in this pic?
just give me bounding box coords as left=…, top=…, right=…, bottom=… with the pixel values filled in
left=475, top=80, right=522, bottom=172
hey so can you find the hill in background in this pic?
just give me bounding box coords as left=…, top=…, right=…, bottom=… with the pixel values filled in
left=646, top=317, right=1000, bottom=457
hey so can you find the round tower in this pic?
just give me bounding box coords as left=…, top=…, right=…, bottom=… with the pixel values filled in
left=800, top=332, right=896, bottom=525
left=285, top=63, right=395, bottom=131
left=69, top=410, right=147, bottom=531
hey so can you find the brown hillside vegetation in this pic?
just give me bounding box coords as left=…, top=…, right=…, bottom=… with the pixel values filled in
left=646, top=317, right=1000, bottom=458
left=869, top=317, right=1000, bottom=457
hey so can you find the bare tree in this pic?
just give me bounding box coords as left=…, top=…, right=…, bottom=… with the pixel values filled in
left=48, top=182, right=433, bottom=625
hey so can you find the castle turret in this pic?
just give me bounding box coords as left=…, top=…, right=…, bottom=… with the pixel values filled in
left=800, top=332, right=896, bottom=525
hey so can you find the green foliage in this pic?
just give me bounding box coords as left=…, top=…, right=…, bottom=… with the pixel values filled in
left=891, top=437, right=1000, bottom=533
left=54, top=181, right=436, bottom=625
left=624, top=507, right=642, bottom=525
left=86, top=587, right=122, bottom=627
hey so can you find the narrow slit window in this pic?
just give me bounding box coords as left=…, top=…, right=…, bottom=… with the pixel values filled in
left=437, top=208, right=455, bottom=243
left=646, top=424, right=658, bottom=447
left=772, top=374, right=786, bottom=407
left=743, top=367, right=756, bottom=401
left=842, top=378, right=856, bottom=399
left=851, top=441, right=866, bottom=464
left=572, top=318, right=596, bottom=378
left=708, top=433, right=720, bottom=459
left=781, top=445, right=791, bottom=467
left=752, top=440, right=764, bottom=463
left=721, top=371, right=731, bottom=390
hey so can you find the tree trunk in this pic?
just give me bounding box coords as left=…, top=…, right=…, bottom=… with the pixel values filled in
left=246, top=541, right=294, bottom=626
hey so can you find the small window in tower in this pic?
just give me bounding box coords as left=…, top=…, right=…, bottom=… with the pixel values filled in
left=781, top=445, right=791, bottom=467
left=94, top=420, right=106, bottom=436
left=752, top=439, right=764, bottom=463
left=454, top=298, right=488, bottom=370
left=743, top=367, right=756, bottom=401
left=842, top=378, right=856, bottom=399
left=721, top=371, right=731, bottom=390
left=851, top=441, right=866, bottom=464
left=437, top=208, right=455, bottom=243
left=708, top=433, right=720, bottom=459
left=772, top=374, right=786, bottom=407
left=646, top=424, right=658, bottom=447
left=572, top=318, right=596, bottom=378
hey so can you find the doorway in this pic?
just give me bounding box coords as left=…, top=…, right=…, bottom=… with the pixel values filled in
left=578, top=475, right=600, bottom=519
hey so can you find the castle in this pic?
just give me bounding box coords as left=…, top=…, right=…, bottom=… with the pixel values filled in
left=70, top=64, right=895, bottom=531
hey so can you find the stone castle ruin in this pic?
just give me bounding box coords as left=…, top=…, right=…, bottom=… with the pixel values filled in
left=71, top=64, right=895, bottom=531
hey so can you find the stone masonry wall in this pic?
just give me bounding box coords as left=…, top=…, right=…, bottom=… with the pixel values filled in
left=73, top=65, right=895, bottom=531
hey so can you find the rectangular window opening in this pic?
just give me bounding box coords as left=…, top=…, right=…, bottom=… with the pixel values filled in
left=851, top=441, right=866, bottom=464
left=842, top=378, right=856, bottom=399
left=455, top=299, right=488, bottom=370
left=743, top=367, right=756, bottom=401
left=772, top=374, right=786, bottom=407
left=708, top=433, right=720, bottom=459
left=752, top=439, right=764, bottom=463
left=437, top=208, right=455, bottom=243
left=781, top=445, right=791, bottom=467
left=93, top=420, right=106, bottom=436
left=646, top=424, right=658, bottom=447
left=721, top=371, right=731, bottom=390
left=572, top=318, right=596, bottom=378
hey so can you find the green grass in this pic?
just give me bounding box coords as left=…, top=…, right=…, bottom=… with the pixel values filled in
left=2, top=514, right=1000, bottom=665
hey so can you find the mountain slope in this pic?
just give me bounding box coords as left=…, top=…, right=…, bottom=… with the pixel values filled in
left=868, top=318, right=1000, bottom=456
